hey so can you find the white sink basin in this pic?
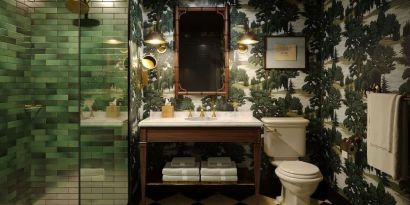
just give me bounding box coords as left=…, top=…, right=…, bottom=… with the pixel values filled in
left=185, top=117, right=217, bottom=121
left=138, top=111, right=262, bottom=127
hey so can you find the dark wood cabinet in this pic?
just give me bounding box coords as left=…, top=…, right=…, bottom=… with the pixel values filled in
left=138, top=126, right=262, bottom=205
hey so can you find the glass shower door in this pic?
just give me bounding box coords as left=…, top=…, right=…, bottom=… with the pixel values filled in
left=79, top=0, right=129, bottom=204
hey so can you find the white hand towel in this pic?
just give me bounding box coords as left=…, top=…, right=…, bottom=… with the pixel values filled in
left=367, top=93, right=402, bottom=179
left=162, top=175, right=200, bottom=182
left=162, top=162, right=200, bottom=176
left=201, top=161, right=237, bottom=176
left=367, top=93, right=399, bottom=152
left=207, top=157, right=232, bottom=168
left=171, top=157, right=196, bottom=167
left=201, top=175, right=238, bottom=182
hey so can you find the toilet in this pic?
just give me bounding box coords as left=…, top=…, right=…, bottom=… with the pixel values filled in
left=261, top=117, right=322, bottom=205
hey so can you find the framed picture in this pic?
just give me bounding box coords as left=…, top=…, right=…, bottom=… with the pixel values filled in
left=265, top=36, right=306, bottom=70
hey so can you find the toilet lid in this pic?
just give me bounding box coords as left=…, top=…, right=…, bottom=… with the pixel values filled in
left=277, top=161, right=320, bottom=177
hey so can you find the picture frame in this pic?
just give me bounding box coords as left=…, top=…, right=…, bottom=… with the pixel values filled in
left=264, top=36, right=307, bottom=70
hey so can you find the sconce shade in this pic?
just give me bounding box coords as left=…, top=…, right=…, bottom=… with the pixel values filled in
left=141, top=55, right=157, bottom=69
left=144, top=31, right=167, bottom=45
left=238, top=31, right=259, bottom=45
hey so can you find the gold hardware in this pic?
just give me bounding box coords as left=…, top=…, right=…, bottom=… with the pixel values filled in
left=199, top=106, right=205, bottom=118
left=264, top=127, right=281, bottom=136
left=211, top=106, right=216, bottom=118
left=188, top=109, right=192, bottom=118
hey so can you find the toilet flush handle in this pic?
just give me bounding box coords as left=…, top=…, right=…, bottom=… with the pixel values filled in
left=264, top=127, right=281, bottom=136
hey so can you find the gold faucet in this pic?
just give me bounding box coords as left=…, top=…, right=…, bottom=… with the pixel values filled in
left=199, top=106, right=205, bottom=118
left=211, top=105, right=217, bottom=118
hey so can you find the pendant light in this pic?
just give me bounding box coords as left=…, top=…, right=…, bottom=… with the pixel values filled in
left=144, top=14, right=166, bottom=45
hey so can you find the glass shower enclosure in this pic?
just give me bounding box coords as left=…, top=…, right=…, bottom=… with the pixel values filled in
left=0, top=0, right=130, bottom=204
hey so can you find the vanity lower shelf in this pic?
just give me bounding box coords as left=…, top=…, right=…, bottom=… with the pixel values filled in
left=147, top=168, right=254, bottom=186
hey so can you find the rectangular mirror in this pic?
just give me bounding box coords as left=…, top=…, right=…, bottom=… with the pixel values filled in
left=174, top=6, right=229, bottom=96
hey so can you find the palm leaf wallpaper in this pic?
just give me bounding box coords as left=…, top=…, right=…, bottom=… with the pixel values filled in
left=129, top=0, right=410, bottom=204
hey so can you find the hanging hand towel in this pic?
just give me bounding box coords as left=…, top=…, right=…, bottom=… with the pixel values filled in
left=367, top=93, right=399, bottom=152
left=367, top=93, right=402, bottom=179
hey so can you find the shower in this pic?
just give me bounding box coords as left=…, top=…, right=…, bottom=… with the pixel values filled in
left=65, top=0, right=100, bottom=27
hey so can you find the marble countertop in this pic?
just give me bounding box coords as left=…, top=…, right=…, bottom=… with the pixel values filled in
left=138, top=111, right=262, bottom=127
left=81, top=111, right=128, bottom=127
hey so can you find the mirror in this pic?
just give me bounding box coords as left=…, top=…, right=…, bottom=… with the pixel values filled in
left=175, top=6, right=229, bottom=96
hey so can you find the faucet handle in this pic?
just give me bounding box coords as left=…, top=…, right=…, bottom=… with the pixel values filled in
left=199, top=105, right=205, bottom=118
left=188, top=109, right=193, bottom=118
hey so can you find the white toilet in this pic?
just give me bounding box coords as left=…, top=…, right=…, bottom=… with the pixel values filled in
left=261, top=117, right=323, bottom=205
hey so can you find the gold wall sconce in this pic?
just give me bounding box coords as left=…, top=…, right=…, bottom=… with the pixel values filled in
left=144, top=31, right=166, bottom=45
left=156, top=43, right=167, bottom=53
left=141, top=55, right=157, bottom=70
left=237, top=44, right=248, bottom=54
left=238, top=31, right=259, bottom=45
left=238, top=21, right=259, bottom=45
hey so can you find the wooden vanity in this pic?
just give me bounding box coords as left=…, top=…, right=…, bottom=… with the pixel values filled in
left=138, top=112, right=263, bottom=205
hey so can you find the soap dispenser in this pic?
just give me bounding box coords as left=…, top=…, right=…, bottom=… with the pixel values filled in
left=161, top=98, right=174, bottom=118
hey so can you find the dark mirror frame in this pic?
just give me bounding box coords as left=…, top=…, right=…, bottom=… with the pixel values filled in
left=174, top=6, right=229, bottom=96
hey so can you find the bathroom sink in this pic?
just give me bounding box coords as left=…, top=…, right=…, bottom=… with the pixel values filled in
left=185, top=117, right=217, bottom=121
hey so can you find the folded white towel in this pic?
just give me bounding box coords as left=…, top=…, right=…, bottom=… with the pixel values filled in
left=171, top=157, right=196, bottom=167
left=367, top=93, right=403, bottom=180
left=207, top=157, right=232, bottom=168
left=162, top=175, right=200, bottom=182
left=162, top=162, right=200, bottom=176
left=201, top=175, right=238, bottom=182
left=201, top=161, right=237, bottom=176
left=367, top=93, right=399, bottom=151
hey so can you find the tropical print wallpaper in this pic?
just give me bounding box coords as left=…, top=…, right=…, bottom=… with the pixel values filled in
left=129, top=0, right=409, bottom=204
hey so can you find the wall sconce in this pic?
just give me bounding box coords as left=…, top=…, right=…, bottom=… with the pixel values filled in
left=141, top=55, right=157, bottom=70
left=144, top=13, right=166, bottom=45
left=238, top=21, right=259, bottom=45
left=144, top=31, right=166, bottom=45
left=156, top=43, right=167, bottom=53
left=238, top=31, right=259, bottom=45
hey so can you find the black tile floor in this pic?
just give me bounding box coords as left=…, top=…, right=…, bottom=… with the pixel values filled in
left=145, top=186, right=334, bottom=205
left=146, top=193, right=333, bottom=205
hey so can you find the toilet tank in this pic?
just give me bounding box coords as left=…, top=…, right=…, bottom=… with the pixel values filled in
left=261, top=117, right=309, bottom=159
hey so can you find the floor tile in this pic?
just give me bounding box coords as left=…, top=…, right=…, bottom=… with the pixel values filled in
left=157, top=193, right=196, bottom=205
left=182, top=189, right=215, bottom=201
left=241, top=195, right=277, bottom=205
left=199, top=193, right=239, bottom=205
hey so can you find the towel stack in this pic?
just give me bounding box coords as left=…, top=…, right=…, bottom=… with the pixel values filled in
left=201, top=157, right=237, bottom=182
left=162, top=157, right=200, bottom=182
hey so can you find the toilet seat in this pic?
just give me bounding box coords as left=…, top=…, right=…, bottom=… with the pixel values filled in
left=276, top=161, right=322, bottom=179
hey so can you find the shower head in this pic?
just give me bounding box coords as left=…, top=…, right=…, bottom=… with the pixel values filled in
left=65, top=0, right=100, bottom=27
left=73, top=14, right=100, bottom=27
left=65, top=0, right=89, bottom=15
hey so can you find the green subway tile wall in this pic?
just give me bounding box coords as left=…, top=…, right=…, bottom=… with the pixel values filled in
left=1, top=0, right=129, bottom=204
left=79, top=0, right=128, bottom=204
left=0, top=0, right=32, bottom=204
left=29, top=0, right=80, bottom=204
